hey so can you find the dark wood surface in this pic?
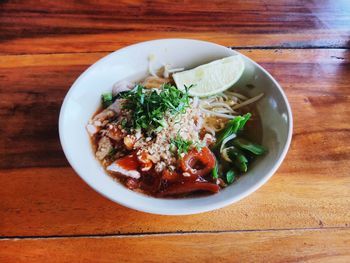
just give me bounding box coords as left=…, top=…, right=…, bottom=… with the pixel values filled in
left=1, top=0, right=350, bottom=55
left=1, top=1, right=349, bottom=262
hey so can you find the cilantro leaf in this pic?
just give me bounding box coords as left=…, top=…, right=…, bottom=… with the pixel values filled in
left=212, top=161, right=219, bottom=179
left=213, top=113, right=251, bottom=149
left=120, top=84, right=191, bottom=134
left=226, top=170, right=235, bottom=184
left=101, top=93, right=113, bottom=108
left=170, top=134, right=193, bottom=158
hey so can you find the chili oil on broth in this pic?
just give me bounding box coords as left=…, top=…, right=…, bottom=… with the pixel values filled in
left=90, top=99, right=263, bottom=198
left=242, top=105, right=263, bottom=144
left=87, top=64, right=265, bottom=198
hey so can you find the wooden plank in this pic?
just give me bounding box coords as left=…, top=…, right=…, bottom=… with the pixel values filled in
left=0, top=49, right=347, bottom=68
left=0, top=162, right=349, bottom=237
left=1, top=31, right=349, bottom=55
left=0, top=49, right=349, bottom=236
left=0, top=229, right=349, bottom=262
left=0, top=49, right=349, bottom=169
left=1, top=0, right=349, bottom=54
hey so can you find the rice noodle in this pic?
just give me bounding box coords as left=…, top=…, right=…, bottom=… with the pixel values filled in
left=200, top=108, right=236, bottom=119
left=199, top=90, right=264, bottom=135
left=220, top=93, right=228, bottom=100
left=212, top=109, right=233, bottom=114
left=220, top=134, right=236, bottom=153
left=221, top=148, right=232, bottom=162
left=224, top=91, right=249, bottom=100
left=202, top=102, right=235, bottom=113
left=232, top=93, right=264, bottom=110
left=148, top=55, right=159, bottom=78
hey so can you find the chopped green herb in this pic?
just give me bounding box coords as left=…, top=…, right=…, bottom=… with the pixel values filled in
left=194, top=141, right=206, bottom=151
left=238, top=113, right=251, bottom=131
left=226, top=170, right=236, bottom=184
left=101, top=93, right=113, bottom=108
left=120, top=118, right=127, bottom=129
left=214, top=113, right=251, bottom=149
left=233, top=138, right=266, bottom=155
left=107, top=147, right=117, bottom=157
left=120, top=84, right=191, bottom=134
left=170, top=134, right=193, bottom=157
left=212, top=160, right=219, bottom=179
left=227, top=147, right=249, bottom=173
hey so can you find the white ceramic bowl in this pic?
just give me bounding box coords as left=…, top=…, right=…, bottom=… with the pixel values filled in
left=59, top=39, right=292, bottom=215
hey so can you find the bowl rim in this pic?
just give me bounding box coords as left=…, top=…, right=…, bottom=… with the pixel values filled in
left=59, top=38, right=293, bottom=215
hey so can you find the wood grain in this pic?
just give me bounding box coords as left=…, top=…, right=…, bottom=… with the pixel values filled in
left=1, top=0, right=349, bottom=54
left=0, top=49, right=349, bottom=237
left=1, top=229, right=349, bottom=262
left=1, top=0, right=350, bottom=260
left=0, top=49, right=348, bottom=169
left=1, top=163, right=349, bottom=237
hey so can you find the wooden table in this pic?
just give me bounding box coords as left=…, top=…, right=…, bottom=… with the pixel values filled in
left=1, top=1, right=349, bottom=262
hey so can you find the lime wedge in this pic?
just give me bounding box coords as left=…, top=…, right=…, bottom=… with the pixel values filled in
left=173, top=55, right=245, bottom=97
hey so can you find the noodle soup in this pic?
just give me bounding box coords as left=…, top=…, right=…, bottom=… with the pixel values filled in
left=87, top=60, right=266, bottom=198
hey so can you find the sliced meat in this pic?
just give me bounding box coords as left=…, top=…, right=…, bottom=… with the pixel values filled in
left=112, top=80, right=134, bottom=96
left=93, top=109, right=115, bottom=124
left=107, top=154, right=140, bottom=179
left=87, top=109, right=115, bottom=136
left=96, top=136, right=113, bottom=160
left=142, top=76, right=169, bottom=89
left=87, top=98, right=125, bottom=137
left=107, top=98, right=127, bottom=115
left=106, top=124, right=124, bottom=141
